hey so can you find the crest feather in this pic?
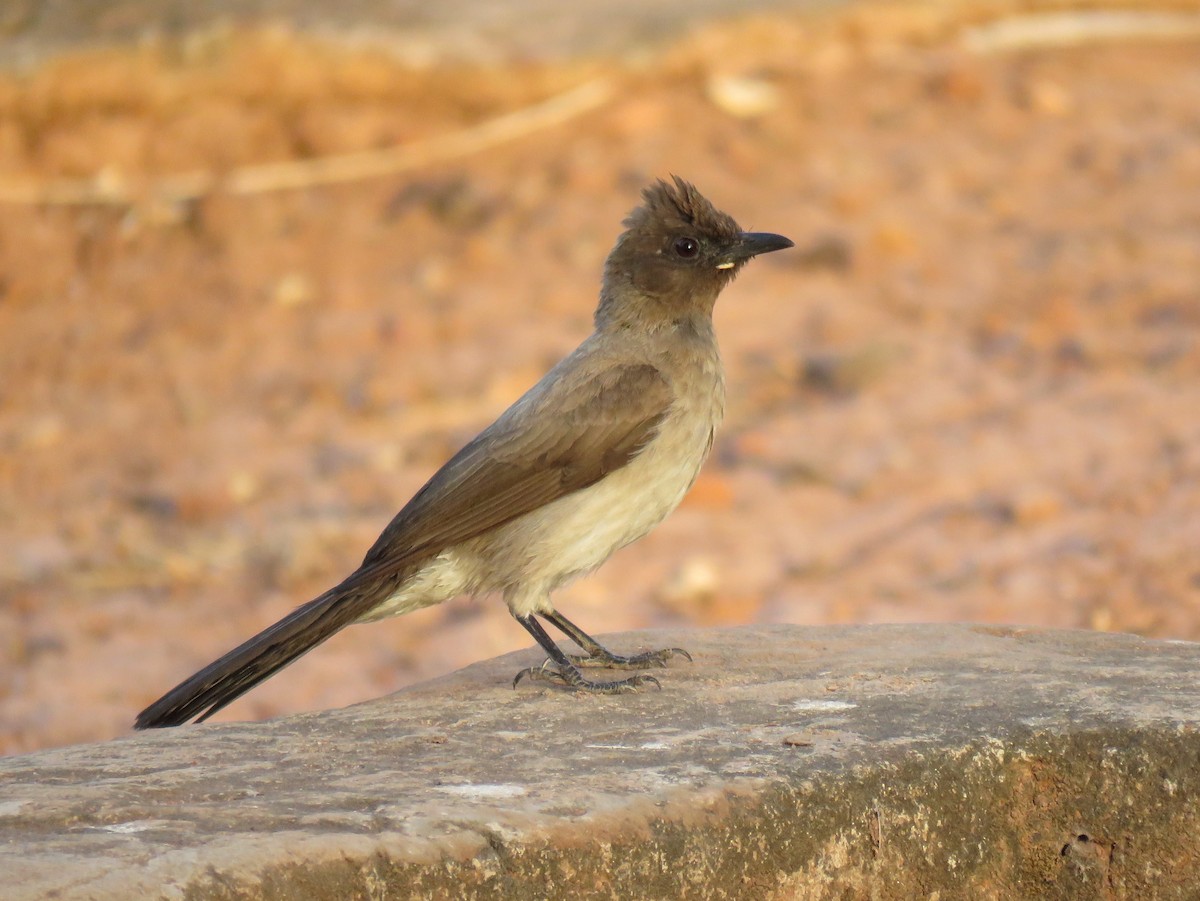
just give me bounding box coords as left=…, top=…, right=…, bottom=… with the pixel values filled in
left=623, top=176, right=742, bottom=239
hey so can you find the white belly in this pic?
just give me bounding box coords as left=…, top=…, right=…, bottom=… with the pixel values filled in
left=509, top=414, right=711, bottom=579
left=486, top=380, right=722, bottom=615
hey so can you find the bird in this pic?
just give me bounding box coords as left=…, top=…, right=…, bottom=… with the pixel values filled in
left=134, top=176, right=793, bottom=728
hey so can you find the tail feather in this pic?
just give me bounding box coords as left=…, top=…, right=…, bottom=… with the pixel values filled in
left=134, top=576, right=386, bottom=729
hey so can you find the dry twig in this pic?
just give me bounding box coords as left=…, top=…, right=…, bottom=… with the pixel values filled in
left=0, top=77, right=615, bottom=210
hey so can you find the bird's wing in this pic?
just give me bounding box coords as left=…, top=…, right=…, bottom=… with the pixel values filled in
left=354, top=361, right=673, bottom=582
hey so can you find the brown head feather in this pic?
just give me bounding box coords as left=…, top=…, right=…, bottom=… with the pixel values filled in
left=598, top=177, right=751, bottom=328
left=624, top=176, right=742, bottom=240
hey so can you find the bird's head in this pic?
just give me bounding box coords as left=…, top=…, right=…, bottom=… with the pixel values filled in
left=597, top=176, right=793, bottom=329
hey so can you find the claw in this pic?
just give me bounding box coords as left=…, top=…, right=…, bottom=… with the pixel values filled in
left=513, top=660, right=564, bottom=689
left=512, top=665, right=663, bottom=694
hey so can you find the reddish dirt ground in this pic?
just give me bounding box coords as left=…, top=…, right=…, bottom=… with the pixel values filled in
left=1, top=5, right=1198, bottom=753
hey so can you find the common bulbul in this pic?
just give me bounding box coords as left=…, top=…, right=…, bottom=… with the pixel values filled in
left=135, top=176, right=793, bottom=728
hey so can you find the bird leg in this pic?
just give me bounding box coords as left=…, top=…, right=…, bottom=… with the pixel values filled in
left=542, top=610, right=692, bottom=670
left=511, top=614, right=662, bottom=693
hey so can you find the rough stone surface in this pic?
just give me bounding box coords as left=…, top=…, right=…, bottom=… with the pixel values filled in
left=3, top=624, right=1200, bottom=899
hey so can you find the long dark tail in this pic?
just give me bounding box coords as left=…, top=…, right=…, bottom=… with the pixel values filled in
left=134, top=573, right=390, bottom=729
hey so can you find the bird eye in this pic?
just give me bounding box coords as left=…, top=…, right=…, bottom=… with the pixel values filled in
left=673, top=236, right=700, bottom=258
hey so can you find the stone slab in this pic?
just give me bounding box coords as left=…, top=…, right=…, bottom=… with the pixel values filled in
left=3, top=624, right=1200, bottom=899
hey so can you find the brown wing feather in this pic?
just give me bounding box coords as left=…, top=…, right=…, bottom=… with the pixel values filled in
left=354, top=362, right=673, bottom=581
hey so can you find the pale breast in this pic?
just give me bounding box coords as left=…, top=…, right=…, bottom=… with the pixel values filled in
left=480, top=356, right=725, bottom=596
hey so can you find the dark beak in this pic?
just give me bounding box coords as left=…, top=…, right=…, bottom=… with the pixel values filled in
left=718, top=232, right=794, bottom=269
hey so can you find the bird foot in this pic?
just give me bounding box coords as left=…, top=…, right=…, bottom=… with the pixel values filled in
left=512, top=660, right=661, bottom=693
left=566, top=646, right=692, bottom=670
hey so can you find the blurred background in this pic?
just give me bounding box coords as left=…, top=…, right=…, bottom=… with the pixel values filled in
left=1, top=0, right=1198, bottom=753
